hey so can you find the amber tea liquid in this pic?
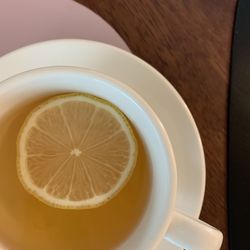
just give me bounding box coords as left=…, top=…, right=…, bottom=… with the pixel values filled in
left=0, top=94, right=152, bottom=250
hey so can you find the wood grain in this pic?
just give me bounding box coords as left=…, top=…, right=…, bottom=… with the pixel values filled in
left=76, top=1, right=237, bottom=249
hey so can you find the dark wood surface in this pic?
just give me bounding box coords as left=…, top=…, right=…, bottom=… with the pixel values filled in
left=76, top=1, right=237, bottom=249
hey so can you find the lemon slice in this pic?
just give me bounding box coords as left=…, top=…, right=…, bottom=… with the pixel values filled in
left=17, top=93, right=137, bottom=209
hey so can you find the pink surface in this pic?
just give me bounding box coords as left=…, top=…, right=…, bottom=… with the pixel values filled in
left=0, top=0, right=129, bottom=56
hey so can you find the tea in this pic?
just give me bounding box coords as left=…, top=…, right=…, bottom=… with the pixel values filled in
left=0, top=94, right=152, bottom=250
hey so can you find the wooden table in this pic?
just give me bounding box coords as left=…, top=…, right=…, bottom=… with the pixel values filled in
left=76, top=1, right=237, bottom=249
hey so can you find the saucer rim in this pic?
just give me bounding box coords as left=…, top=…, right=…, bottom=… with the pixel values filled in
left=0, top=39, right=206, bottom=249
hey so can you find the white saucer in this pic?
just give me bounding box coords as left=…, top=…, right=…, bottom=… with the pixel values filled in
left=0, top=40, right=205, bottom=249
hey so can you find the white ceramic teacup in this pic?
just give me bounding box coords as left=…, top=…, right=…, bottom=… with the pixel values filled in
left=0, top=66, right=223, bottom=250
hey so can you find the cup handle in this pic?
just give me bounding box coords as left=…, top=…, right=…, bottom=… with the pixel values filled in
left=163, top=210, right=223, bottom=250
